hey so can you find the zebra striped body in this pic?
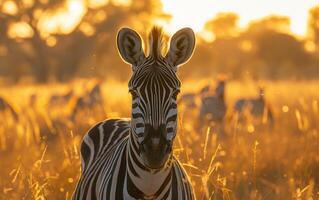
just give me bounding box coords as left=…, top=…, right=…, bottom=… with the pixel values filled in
left=73, top=27, right=196, bottom=199
left=73, top=119, right=193, bottom=199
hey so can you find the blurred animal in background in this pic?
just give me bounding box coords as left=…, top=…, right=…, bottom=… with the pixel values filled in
left=70, top=81, right=105, bottom=121
left=178, top=92, right=198, bottom=111
left=179, top=93, right=198, bottom=109
left=199, top=80, right=227, bottom=126
left=86, top=82, right=104, bottom=107
left=234, top=86, right=274, bottom=128
left=179, top=84, right=211, bottom=108
left=199, top=84, right=210, bottom=95
left=49, top=89, right=74, bottom=105
left=178, top=84, right=211, bottom=124
left=0, top=96, right=19, bottom=121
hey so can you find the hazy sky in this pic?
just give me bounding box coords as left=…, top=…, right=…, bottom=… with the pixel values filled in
left=161, top=0, right=319, bottom=36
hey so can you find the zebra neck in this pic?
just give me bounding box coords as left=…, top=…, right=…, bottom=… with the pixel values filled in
left=125, top=135, right=172, bottom=197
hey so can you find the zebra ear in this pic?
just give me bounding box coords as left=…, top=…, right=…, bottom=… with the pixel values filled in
left=165, top=28, right=195, bottom=69
left=117, top=28, right=146, bottom=68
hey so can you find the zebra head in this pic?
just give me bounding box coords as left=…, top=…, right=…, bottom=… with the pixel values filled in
left=259, top=86, right=265, bottom=99
left=117, top=27, right=195, bottom=169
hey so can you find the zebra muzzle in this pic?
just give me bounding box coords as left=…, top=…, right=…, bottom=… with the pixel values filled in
left=140, top=124, right=172, bottom=169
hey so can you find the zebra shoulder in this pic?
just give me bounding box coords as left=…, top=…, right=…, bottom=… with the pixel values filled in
left=171, top=158, right=195, bottom=199
left=80, top=118, right=130, bottom=172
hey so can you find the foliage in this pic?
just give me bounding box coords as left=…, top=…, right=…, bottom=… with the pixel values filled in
left=0, top=0, right=165, bottom=82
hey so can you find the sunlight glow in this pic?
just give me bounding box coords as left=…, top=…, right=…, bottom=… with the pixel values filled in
left=88, top=0, right=109, bottom=8
left=8, top=22, right=34, bottom=38
left=161, top=0, right=319, bottom=36
left=2, top=0, right=18, bottom=15
left=111, top=0, right=132, bottom=7
left=38, top=0, right=87, bottom=37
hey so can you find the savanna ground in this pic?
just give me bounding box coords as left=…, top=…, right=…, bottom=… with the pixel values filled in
left=0, top=79, right=318, bottom=200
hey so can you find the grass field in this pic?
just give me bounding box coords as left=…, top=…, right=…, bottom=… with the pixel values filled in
left=0, top=79, right=318, bottom=199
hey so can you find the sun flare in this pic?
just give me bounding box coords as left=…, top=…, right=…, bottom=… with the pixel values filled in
left=160, top=0, right=319, bottom=36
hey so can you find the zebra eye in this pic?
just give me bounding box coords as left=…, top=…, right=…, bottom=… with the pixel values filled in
left=129, top=90, right=139, bottom=98
left=172, top=89, right=180, bottom=99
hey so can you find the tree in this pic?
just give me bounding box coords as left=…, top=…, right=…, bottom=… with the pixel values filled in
left=204, top=13, right=239, bottom=39
left=0, top=1, right=65, bottom=82
left=308, top=5, right=319, bottom=46
left=247, top=15, right=291, bottom=34
left=242, top=16, right=310, bottom=79
left=0, top=0, right=166, bottom=82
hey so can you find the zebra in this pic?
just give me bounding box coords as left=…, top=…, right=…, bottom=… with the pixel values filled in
left=234, top=86, right=274, bottom=126
left=73, top=27, right=196, bottom=199
left=87, top=82, right=103, bottom=106
left=49, top=89, right=74, bottom=105
left=199, top=80, right=227, bottom=125
left=178, top=84, right=210, bottom=109
left=70, top=81, right=105, bottom=121
left=178, top=93, right=198, bottom=109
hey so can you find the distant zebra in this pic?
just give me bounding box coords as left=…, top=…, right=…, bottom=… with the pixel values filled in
left=178, top=84, right=210, bottom=109
left=49, top=89, right=74, bottom=105
left=199, top=84, right=210, bottom=95
left=199, top=80, right=227, bottom=124
left=70, top=82, right=104, bottom=120
left=178, top=92, right=197, bottom=108
left=0, top=96, right=18, bottom=121
left=234, top=87, right=273, bottom=125
left=73, top=27, right=196, bottom=199
left=88, top=82, right=103, bottom=105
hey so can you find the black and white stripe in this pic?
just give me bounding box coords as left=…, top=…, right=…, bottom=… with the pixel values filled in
left=73, top=27, right=196, bottom=199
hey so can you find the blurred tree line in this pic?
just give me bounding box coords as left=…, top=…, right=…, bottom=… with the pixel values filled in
left=0, top=0, right=318, bottom=83
left=186, top=11, right=319, bottom=80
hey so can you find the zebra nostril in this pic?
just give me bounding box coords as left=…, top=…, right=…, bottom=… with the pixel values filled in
left=141, top=124, right=172, bottom=151
left=151, top=137, right=160, bottom=147
left=139, top=123, right=173, bottom=168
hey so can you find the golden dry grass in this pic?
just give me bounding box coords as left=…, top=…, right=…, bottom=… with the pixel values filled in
left=0, top=79, right=318, bottom=200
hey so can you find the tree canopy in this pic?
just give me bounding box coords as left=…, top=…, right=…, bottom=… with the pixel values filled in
left=0, top=1, right=318, bottom=83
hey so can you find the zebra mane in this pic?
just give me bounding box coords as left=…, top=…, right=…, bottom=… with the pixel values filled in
left=148, top=26, right=166, bottom=59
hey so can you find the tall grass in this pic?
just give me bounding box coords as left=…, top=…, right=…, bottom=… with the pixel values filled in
left=0, top=79, right=318, bottom=199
